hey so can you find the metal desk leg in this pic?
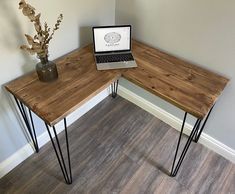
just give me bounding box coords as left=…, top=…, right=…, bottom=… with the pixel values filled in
left=170, top=112, right=202, bottom=177
left=111, top=80, right=119, bottom=98
left=45, top=118, right=72, bottom=184
left=14, top=96, right=39, bottom=153
left=193, top=105, right=215, bottom=143
left=170, top=105, right=215, bottom=176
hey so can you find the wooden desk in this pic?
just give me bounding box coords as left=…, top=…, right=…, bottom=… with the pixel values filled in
left=5, top=46, right=121, bottom=126
left=125, top=41, right=228, bottom=119
left=5, top=40, right=229, bottom=184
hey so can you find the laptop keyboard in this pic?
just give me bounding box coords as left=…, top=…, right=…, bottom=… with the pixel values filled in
left=96, top=53, right=134, bottom=63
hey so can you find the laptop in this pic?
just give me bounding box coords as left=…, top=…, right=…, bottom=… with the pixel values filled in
left=92, top=25, right=137, bottom=70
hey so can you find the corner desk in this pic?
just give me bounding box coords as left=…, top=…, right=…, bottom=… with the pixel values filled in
left=5, top=40, right=229, bottom=184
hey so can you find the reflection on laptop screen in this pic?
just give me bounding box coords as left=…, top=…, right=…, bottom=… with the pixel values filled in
left=93, top=26, right=131, bottom=53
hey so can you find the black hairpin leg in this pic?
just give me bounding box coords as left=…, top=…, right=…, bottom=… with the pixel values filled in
left=111, top=80, right=119, bottom=98
left=170, top=104, right=215, bottom=177
left=193, top=105, right=215, bottom=143
left=45, top=118, right=72, bottom=184
left=14, top=96, right=39, bottom=153
left=170, top=112, right=202, bottom=177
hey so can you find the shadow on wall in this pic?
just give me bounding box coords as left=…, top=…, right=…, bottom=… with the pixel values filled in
left=0, top=1, right=38, bottom=157
left=0, top=0, right=37, bottom=73
left=79, top=26, right=93, bottom=48
left=116, top=0, right=156, bottom=46
left=0, top=87, right=31, bottom=157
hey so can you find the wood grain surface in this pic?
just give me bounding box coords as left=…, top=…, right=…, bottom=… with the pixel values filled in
left=0, top=97, right=234, bottom=194
left=5, top=40, right=229, bottom=126
left=123, top=40, right=229, bottom=119
left=5, top=45, right=121, bottom=126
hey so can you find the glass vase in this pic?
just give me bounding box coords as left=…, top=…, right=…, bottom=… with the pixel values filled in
left=36, top=56, right=58, bottom=82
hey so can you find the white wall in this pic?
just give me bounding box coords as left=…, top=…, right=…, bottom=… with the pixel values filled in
left=116, top=0, right=235, bottom=149
left=0, top=0, right=115, bottom=163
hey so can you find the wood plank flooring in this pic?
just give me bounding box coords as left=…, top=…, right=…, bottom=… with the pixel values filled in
left=0, top=96, right=234, bottom=194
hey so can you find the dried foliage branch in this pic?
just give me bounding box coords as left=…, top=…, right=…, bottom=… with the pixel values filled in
left=19, top=0, right=63, bottom=58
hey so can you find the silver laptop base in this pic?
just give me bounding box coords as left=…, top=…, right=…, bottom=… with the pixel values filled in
left=96, top=60, right=137, bottom=70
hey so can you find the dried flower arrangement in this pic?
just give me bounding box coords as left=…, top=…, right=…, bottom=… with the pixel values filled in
left=19, top=0, right=63, bottom=59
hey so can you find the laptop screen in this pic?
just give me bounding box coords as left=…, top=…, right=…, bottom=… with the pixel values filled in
left=93, top=26, right=131, bottom=53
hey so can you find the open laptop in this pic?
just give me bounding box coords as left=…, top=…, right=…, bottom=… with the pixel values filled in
left=92, top=25, right=137, bottom=70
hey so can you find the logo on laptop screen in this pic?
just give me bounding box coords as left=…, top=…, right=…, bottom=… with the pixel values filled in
left=104, top=32, right=121, bottom=46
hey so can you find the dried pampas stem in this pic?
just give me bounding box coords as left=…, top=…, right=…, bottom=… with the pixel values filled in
left=19, top=0, right=63, bottom=58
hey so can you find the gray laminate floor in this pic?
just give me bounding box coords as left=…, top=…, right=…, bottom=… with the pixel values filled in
left=0, top=96, right=234, bottom=194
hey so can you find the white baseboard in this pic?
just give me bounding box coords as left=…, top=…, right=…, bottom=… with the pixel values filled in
left=0, top=143, right=34, bottom=179
left=0, top=88, right=110, bottom=179
left=118, top=85, right=235, bottom=164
